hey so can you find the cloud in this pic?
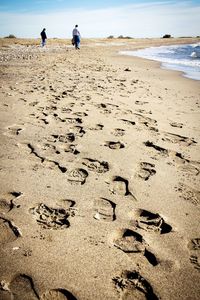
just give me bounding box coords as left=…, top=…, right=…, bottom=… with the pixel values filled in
left=0, top=1, right=199, bottom=38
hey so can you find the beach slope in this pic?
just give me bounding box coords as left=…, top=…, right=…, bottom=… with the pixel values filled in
left=0, top=38, right=200, bottom=300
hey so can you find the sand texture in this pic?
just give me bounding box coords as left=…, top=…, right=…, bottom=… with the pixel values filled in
left=0, top=38, right=200, bottom=300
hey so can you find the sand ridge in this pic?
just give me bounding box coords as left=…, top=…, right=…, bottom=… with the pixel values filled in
left=0, top=38, right=200, bottom=299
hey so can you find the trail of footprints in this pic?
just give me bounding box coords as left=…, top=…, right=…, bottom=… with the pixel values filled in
left=112, top=209, right=172, bottom=267
left=2, top=53, right=199, bottom=299
left=1, top=157, right=195, bottom=299
left=27, top=140, right=111, bottom=183
left=1, top=189, right=172, bottom=300
left=91, top=189, right=172, bottom=298
left=144, top=140, right=200, bottom=177
left=110, top=208, right=174, bottom=299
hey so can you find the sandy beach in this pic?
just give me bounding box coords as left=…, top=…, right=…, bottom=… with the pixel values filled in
left=0, top=37, right=200, bottom=300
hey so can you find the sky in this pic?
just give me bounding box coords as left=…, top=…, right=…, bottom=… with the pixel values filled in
left=0, top=0, right=200, bottom=38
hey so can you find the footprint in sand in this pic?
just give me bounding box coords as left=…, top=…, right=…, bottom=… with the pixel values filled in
left=73, top=111, right=88, bottom=117
left=29, top=203, right=75, bottom=229
left=134, top=113, right=157, bottom=131
left=94, top=198, right=116, bottom=222
left=40, top=143, right=58, bottom=156
left=46, top=105, right=57, bottom=112
left=110, top=176, right=135, bottom=199
left=144, top=141, right=199, bottom=175
left=9, top=274, right=39, bottom=300
left=96, top=103, right=112, bottom=115
left=40, top=289, right=77, bottom=300
left=120, top=119, right=136, bottom=126
left=42, top=140, right=78, bottom=156
left=101, top=109, right=112, bottom=115
left=137, top=162, right=156, bottom=181
left=162, top=132, right=196, bottom=146
left=63, top=144, right=80, bottom=155
left=114, top=229, right=146, bottom=253
left=112, top=128, right=125, bottom=137
left=144, top=141, right=168, bottom=157
left=119, top=109, right=133, bottom=116
left=82, top=158, right=109, bottom=173
left=4, top=125, right=23, bottom=137
left=188, top=238, right=200, bottom=271
left=68, top=102, right=75, bottom=108
left=61, top=107, right=72, bottom=113
left=49, top=133, right=76, bottom=143
left=67, top=168, right=88, bottom=185
left=135, top=100, right=149, bottom=105
left=136, top=109, right=152, bottom=115
left=113, top=270, right=159, bottom=300
left=69, top=125, right=86, bottom=137
left=0, top=218, right=22, bottom=244
left=190, top=256, right=200, bottom=271
left=64, top=117, right=82, bottom=124
left=113, top=229, right=159, bottom=266
left=170, top=152, right=200, bottom=176
left=40, top=118, right=49, bottom=125
left=27, top=143, right=67, bottom=174
left=55, top=199, right=76, bottom=210
left=0, top=191, right=22, bottom=213
left=175, top=183, right=200, bottom=206
left=169, top=122, right=183, bottom=128
left=131, top=209, right=172, bottom=234
left=0, top=198, right=11, bottom=214
left=104, top=141, right=125, bottom=150
left=29, top=101, right=39, bottom=107
left=89, top=124, right=104, bottom=131
left=42, top=161, right=59, bottom=172
left=177, top=163, right=199, bottom=176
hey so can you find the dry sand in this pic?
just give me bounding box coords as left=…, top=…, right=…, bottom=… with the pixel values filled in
left=0, top=37, right=200, bottom=300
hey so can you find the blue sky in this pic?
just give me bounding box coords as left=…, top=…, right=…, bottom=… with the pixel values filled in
left=3, top=0, right=198, bottom=12
left=0, top=0, right=200, bottom=38
left=0, top=0, right=200, bottom=12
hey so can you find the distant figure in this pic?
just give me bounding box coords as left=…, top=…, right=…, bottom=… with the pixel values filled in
left=72, top=25, right=81, bottom=49
left=40, top=28, right=47, bottom=47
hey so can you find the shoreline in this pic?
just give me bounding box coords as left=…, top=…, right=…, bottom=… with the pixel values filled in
left=0, top=38, right=200, bottom=300
left=119, top=53, right=199, bottom=83
left=116, top=48, right=199, bottom=87
left=118, top=42, right=200, bottom=81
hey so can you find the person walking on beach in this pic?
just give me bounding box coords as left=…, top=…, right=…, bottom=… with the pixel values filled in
left=40, top=28, right=47, bottom=47
left=72, top=25, right=81, bottom=49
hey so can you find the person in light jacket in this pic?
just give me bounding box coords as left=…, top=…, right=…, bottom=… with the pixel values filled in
left=72, top=25, right=81, bottom=49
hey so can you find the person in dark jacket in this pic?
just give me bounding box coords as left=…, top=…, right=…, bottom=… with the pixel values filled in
left=40, top=28, right=47, bottom=47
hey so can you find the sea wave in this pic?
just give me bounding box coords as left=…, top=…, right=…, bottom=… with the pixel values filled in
left=120, top=43, right=200, bottom=80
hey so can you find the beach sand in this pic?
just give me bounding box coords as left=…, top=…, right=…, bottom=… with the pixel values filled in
left=0, top=37, right=200, bottom=300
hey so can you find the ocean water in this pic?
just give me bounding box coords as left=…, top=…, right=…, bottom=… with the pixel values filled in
left=120, top=43, right=200, bottom=81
